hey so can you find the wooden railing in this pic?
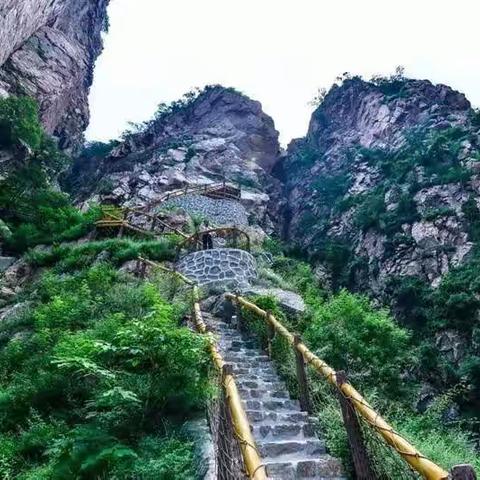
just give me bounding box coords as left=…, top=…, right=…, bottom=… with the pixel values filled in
left=175, top=227, right=251, bottom=261
left=143, top=182, right=241, bottom=211
left=135, top=257, right=267, bottom=480
left=95, top=206, right=188, bottom=239
left=225, top=294, right=477, bottom=480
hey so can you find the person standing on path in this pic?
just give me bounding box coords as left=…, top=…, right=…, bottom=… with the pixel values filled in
left=201, top=220, right=213, bottom=250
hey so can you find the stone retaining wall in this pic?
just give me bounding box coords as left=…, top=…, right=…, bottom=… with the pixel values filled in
left=162, top=194, right=248, bottom=227
left=177, top=248, right=257, bottom=287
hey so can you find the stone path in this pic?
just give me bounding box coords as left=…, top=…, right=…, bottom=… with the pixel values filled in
left=203, top=312, right=345, bottom=479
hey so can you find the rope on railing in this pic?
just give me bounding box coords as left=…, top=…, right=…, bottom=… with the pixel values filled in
left=225, top=293, right=461, bottom=480
left=135, top=258, right=267, bottom=480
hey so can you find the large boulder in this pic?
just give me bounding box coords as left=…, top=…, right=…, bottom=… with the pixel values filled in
left=245, top=286, right=306, bottom=315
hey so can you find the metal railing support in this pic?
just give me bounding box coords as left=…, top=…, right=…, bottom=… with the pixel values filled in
left=336, top=370, right=376, bottom=480
left=450, top=465, right=477, bottom=480
left=294, top=334, right=313, bottom=414
left=225, top=293, right=455, bottom=480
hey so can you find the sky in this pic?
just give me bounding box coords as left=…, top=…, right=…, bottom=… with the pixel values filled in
left=86, top=0, right=480, bottom=146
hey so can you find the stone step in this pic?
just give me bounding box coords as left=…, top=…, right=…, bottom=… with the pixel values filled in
left=238, top=388, right=290, bottom=400
left=259, top=439, right=326, bottom=460
left=224, top=353, right=270, bottom=362
left=253, top=423, right=316, bottom=441
left=246, top=410, right=309, bottom=424
left=244, top=399, right=301, bottom=412
left=235, top=379, right=284, bottom=390
left=203, top=314, right=345, bottom=479
left=265, top=456, right=345, bottom=479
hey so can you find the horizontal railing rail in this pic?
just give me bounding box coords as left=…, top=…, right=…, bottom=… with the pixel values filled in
left=135, top=258, right=267, bottom=480
left=143, top=182, right=241, bottom=212
left=176, top=227, right=251, bottom=261
left=96, top=206, right=188, bottom=239
left=224, top=294, right=477, bottom=480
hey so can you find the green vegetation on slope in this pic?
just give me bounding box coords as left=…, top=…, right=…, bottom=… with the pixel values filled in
left=0, top=95, right=210, bottom=479
left=0, top=264, right=209, bottom=479
left=256, top=243, right=480, bottom=475
left=0, top=96, right=100, bottom=254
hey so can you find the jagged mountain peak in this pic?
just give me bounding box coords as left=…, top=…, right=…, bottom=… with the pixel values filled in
left=69, top=85, right=280, bottom=230
left=275, top=75, right=480, bottom=296
left=110, top=84, right=280, bottom=170
left=297, top=76, right=474, bottom=160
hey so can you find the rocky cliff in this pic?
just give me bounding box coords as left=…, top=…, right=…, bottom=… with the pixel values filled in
left=275, top=76, right=480, bottom=294
left=70, top=85, right=281, bottom=228
left=0, top=0, right=109, bottom=152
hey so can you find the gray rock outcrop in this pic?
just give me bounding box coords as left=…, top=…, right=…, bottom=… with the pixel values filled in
left=274, top=76, right=480, bottom=293
left=245, top=286, right=306, bottom=314
left=69, top=86, right=281, bottom=230
left=0, top=0, right=110, bottom=152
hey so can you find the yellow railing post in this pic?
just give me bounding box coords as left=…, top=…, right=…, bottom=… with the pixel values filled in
left=225, top=294, right=454, bottom=480
left=135, top=259, right=266, bottom=479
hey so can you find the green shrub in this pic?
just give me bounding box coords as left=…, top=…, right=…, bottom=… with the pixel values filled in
left=0, top=96, right=96, bottom=253
left=0, top=96, right=42, bottom=149
left=354, top=190, right=385, bottom=231
left=422, top=207, right=456, bottom=221
left=462, top=196, right=480, bottom=241
left=312, top=172, right=351, bottom=205
left=387, top=276, right=433, bottom=329
left=0, top=264, right=209, bottom=478
left=394, top=391, right=480, bottom=475
left=305, top=290, right=412, bottom=398
left=26, top=237, right=181, bottom=272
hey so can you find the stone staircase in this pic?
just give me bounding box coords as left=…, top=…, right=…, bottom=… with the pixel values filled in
left=203, top=311, right=345, bottom=480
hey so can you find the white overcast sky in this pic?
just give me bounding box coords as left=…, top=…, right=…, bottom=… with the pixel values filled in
left=86, top=0, right=480, bottom=146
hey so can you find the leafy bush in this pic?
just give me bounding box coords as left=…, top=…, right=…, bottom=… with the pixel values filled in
left=272, top=255, right=327, bottom=309
left=312, top=173, right=351, bottom=205
left=0, top=264, right=209, bottom=478
left=293, top=144, right=319, bottom=168
left=0, top=96, right=98, bottom=253
left=26, top=236, right=181, bottom=272
left=394, top=391, right=480, bottom=475
left=462, top=196, right=480, bottom=241
left=422, top=207, right=456, bottom=221
left=354, top=190, right=385, bottom=231
left=305, top=290, right=412, bottom=397
left=81, top=140, right=120, bottom=159
left=0, top=96, right=42, bottom=149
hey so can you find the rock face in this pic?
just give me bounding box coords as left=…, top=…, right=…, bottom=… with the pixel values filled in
left=0, top=0, right=109, bottom=152
left=70, top=86, right=281, bottom=229
left=274, top=76, right=480, bottom=293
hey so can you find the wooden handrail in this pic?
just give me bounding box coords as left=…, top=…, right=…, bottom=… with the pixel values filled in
left=96, top=207, right=188, bottom=239
left=225, top=294, right=452, bottom=480
left=135, top=258, right=267, bottom=480
left=176, top=227, right=251, bottom=261
left=143, top=182, right=241, bottom=211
